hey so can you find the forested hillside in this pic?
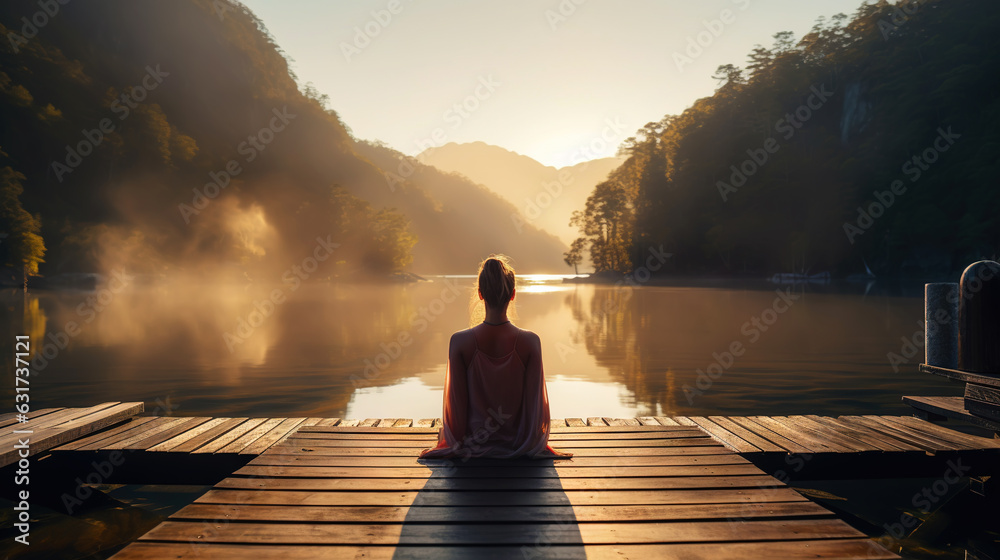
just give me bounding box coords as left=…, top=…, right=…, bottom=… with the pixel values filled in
left=0, top=0, right=565, bottom=281
left=570, top=0, right=1000, bottom=277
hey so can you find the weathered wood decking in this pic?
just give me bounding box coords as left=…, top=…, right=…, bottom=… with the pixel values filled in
left=905, top=395, right=1000, bottom=432
left=111, top=423, right=898, bottom=559
left=13, top=404, right=1000, bottom=557
left=9, top=403, right=998, bottom=479
left=0, top=402, right=144, bottom=467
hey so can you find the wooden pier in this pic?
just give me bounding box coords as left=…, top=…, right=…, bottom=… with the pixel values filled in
left=111, top=422, right=897, bottom=559
left=8, top=403, right=1000, bottom=558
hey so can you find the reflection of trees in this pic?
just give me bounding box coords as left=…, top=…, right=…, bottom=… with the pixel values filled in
left=1, top=281, right=471, bottom=417
left=566, top=286, right=678, bottom=416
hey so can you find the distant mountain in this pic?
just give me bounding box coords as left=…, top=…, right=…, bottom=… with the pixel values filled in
left=419, top=142, right=624, bottom=245
left=354, top=140, right=568, bottom=273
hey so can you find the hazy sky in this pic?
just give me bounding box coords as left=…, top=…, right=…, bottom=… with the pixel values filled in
left=241, top=0, right=873, bottom=167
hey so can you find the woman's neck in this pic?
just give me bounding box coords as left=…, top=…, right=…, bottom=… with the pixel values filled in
left=483, top=307, right=509, bottom=325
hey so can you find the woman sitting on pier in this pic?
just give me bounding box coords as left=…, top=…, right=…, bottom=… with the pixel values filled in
left=420, top=255, right=572, bottom=459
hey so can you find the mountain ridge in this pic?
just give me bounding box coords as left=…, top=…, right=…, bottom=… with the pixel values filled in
left=418, top=141, right=624, bottom=246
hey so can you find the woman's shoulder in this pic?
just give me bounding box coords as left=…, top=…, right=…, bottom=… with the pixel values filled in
left=515, top=326, right=541, bottom=348
left=450, top=327, right=476, bottom=342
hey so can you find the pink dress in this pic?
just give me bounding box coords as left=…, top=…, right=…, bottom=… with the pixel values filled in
left=420, top=328, right=566, bottom=459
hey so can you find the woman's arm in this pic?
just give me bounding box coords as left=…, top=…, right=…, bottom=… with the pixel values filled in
left=441, top=332, right=469, bottom=447
left=420, top=332, right=469, bottom=458
left=520, top=332, right=572, bottom=458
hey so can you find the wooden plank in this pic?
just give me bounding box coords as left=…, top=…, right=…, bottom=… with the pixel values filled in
left=0, top=402, right=122, bottom=447
left=0, top=407, right=65, bottom=429
left=0, top=402, right=144, bottom=466
left=391, top=419, right=413, bottom=427
left=279, top=437, right=718, bottom=449
left=919, top=363, right=1000, bottom=388
left=551, top=425, right=694, bottom=434
left=102, top=418, right=191, bottom=450
left=433, top=418, right=442, bottom=427
left=785, top=416, right=881, bottom=453
left=195, top=487, right=810, bottom=507
left=748, top=416, right=841, bottom=453
left=112, top=540, right=899, bottom=560
left=299, top=426, right=440, bottom=434
left=314, top=418, right=341, bottom=427
left=587, top=417, right=608, bottom=426
left=249, top=454, right=749, bottom=468
left=357, top=418, right=379, bottom=427
left=414, top=419, right=435, bottom=427
left=188, top=418, right=264, bottom=454
left=655, top=417, right=681, bottom=426
left=272, top=444, right=727, bottom=457
left=888, top=415, right=1000, bottom=449
left=806, top=416, right=919, bottom=452
left=621, top=418, right=641, bottom=426
left=673, top=416, right=697, bottom=427
left=234, top=464, right=765, bottom=479
left=150, top=418, right=244, bottom=453
left=966, top=383, right=1000, bottom=406
left=565, top=417, right=586, bottom=427
left=765, top=417, right=855, bottom=453
left=550, top=418, right=566, bottom=429
left=293, top=430, right=704, bottom=441
left=215, top=475, right=783, bottom=492
left=299, top=418, right=323, bottom=427
left=337, top=419, right=360, bottom=427
left=240, top=418, right=308, bottom=455
left=217, top=418, right=285, bottom=454
left=137, top=518, right=861, bottom=545
left=73, top=417, right=174, bottom=451
left=903, top=396, right=1000, bottom=431
left=728, top=417, right=813, bottom=454
left=709, top=417, right=785, bottom=453
left=172, top=501, right=832, bottom=523
left=375, top=418, right=399, bottom=427
left=53, top=417, right=159, bottom=451
left=39, top=402, right=128, bottom=427
left=124, top=417, right=213, bottom=451
left=636, top=417, right=659, bottom=426
left=300, top=425, right=686, bottom=434
left=834, top=416, right=939, bottom=452
left=23, top=402, right=140, bottom=433
left=838, top=416, right=955, bottom=452
left=685, top=417, right=760, bottom=453
left=4, top=404, right=117, bottom=435
left=859, top=415, right=976, bottom=450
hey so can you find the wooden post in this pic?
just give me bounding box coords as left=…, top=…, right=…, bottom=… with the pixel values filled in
left=925, top=283, right=958, bottom=369
left=958, top=260, right=1000, bottom=374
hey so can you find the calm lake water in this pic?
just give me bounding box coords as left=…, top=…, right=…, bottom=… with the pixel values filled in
left=2, top=275, right=961, bottom=420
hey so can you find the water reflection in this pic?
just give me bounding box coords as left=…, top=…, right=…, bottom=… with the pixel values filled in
left=1, top=276, right=961, bottom=419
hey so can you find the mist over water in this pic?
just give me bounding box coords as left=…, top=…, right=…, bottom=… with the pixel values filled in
left=4, top=275, right=959, bottom=419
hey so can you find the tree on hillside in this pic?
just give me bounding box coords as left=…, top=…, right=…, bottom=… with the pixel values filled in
left=564, top=238, right=585, bottom=274
left=0, top=167, right=45, bottom=283
left=569, top=178, right=634, bottom=274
